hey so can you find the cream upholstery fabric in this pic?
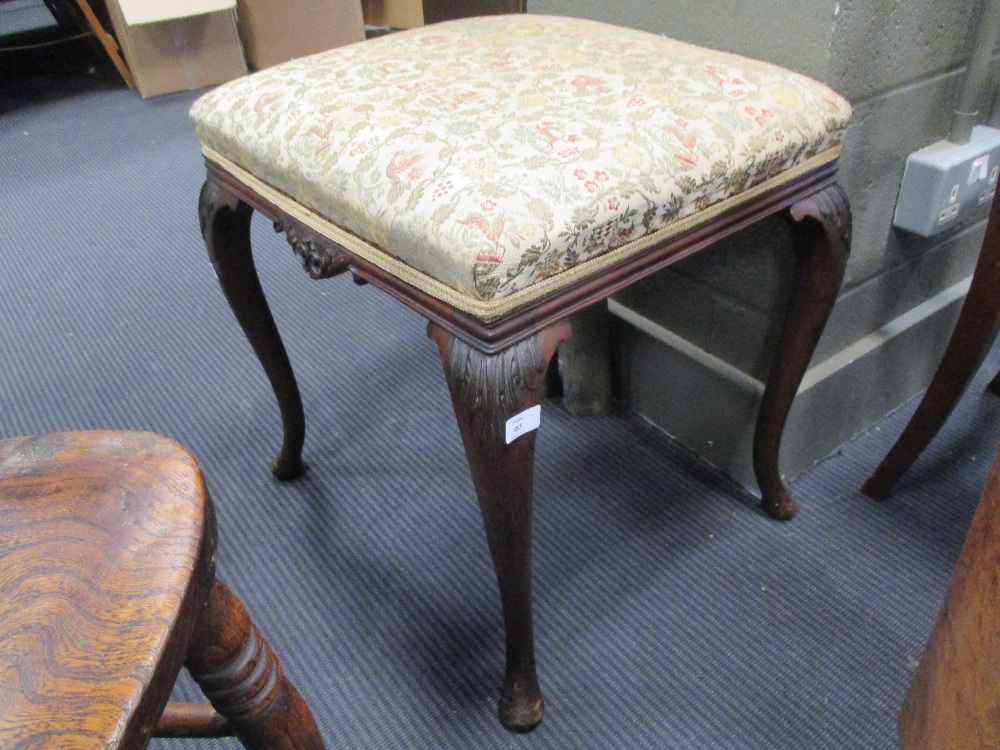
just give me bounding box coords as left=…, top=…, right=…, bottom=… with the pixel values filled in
left=191, top=15, right=851, bottom=306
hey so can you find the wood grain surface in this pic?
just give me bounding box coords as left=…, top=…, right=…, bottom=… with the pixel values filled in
left=0, top=431, right=214, bottom=749
left=898, top=443, right=1000, bottom=749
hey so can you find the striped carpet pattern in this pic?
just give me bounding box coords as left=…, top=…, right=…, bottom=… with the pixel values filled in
left=4, top=69, right=999, bottom=750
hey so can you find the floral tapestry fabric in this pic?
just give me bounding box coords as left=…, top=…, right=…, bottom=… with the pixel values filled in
left=190, top=15, right=851, bottom=303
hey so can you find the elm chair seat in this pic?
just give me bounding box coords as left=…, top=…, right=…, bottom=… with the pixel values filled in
left=0, top=431, right=325, bottom=749
left=191, top=14, right=853, bottom=732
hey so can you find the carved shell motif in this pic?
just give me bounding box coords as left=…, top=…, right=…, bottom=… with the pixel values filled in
left=272, top=219, right=349, bottom=280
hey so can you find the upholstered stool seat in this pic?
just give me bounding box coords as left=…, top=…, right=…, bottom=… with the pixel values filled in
left=192, top=14, right=852, bottom=732
left=192, top=15, right=849, bottom=315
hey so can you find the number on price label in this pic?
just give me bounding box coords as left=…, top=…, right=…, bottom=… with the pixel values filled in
left=505, top=405, right=541, bottom=445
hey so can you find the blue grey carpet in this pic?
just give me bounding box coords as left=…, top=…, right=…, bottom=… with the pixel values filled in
left=3, top=66, right=999, bottom=749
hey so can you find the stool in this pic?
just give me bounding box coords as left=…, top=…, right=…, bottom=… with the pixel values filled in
left=191, top=15, right=852, bottom=731
left=0, top=431, right=325, bottom=749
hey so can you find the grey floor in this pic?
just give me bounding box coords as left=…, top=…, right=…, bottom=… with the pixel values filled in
left=3, top=57, right=998, bottom=749
left=0, top=0, right=54, bottom=36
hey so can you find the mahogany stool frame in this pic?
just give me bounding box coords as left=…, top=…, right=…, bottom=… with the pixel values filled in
left=199, top=155, right=851, bottom=731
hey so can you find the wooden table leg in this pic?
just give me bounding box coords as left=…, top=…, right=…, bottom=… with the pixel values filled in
left=200, top=179, right=307, bottom=480
left=862, top=192, right=1000, bottom=500
left=753, top=183, right=851, bottom=519
left=428, top=320, right=571, bottom=732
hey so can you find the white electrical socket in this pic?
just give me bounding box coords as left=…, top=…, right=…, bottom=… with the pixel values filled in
left=893, top=125, right=1000, bottom=237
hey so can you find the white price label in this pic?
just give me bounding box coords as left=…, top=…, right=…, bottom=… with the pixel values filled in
left=505, top=405, right=541, bottom=445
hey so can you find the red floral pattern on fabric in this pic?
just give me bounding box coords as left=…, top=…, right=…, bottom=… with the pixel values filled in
left=191, top=15, right=851, bottom=302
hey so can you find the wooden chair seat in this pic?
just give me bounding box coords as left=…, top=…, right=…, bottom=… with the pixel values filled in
left=0, top=431, right=325, bottom=749
left=192, top=14, right=854, bottom=732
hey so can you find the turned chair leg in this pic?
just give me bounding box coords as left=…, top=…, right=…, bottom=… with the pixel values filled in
left=184, top=580, right=325, bottom=750
left=199, top=179, right=307, bottom=480
left=428, top=320, right=571, bottom=732
left=862, top=192, right=1000, bottom=500
left=753, top=184, right=851, bottom=519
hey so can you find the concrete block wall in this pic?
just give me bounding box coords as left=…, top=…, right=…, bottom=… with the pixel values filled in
left=530, top=0, right=1000, bottom=490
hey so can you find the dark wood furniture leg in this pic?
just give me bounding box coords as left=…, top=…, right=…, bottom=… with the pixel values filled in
left=428, top=320, right=571, bottom=732
left=183, top=580, right=325, bottom=750
left=200, top=179, right=307, bottom=480
left=862, top=193, right=1000, bottom=500
left=753, top=184, right=851, bottom=519
left=988, top=369, right=1000, bottom=396
left=898, top=444, right=1000, bottom=749
left=559, top=304, right=613, bottom=417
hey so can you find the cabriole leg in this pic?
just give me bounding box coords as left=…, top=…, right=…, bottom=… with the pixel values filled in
left=863, top=192, right=1000, bottom=499
left=753, top=183, right=851, bottom=519
left=428, top=320, right=571, bottom=732
left=199, top=178, right=305, bottom=480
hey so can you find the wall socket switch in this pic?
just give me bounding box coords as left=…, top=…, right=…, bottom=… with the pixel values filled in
left=893, top=125, right=1000, bottom=237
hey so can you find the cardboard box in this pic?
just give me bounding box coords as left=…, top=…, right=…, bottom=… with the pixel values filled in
left=364, top=0, right=423, bottom=29
left=237, top=0, right=366, bottom=71
left=106, top=0, right=248, bottom=98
